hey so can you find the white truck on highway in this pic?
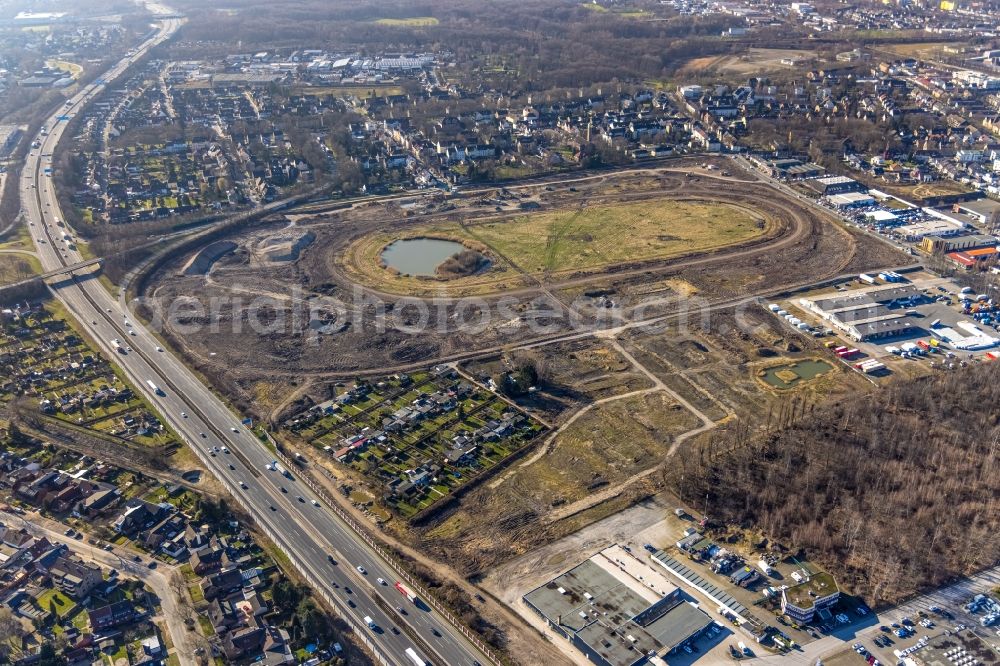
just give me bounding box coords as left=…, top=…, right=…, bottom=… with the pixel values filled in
left=146, top=379, right=164, bottom=396
left=274, top=463, right=291, bottom=478
left=405, top=648, right=426, bottom=666
left=364, top=615, right=376, bottom=629
left=110, top=338, right=127, bottom=354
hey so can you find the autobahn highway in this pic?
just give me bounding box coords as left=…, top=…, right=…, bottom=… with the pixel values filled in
left=18, top=7, right=488, bottom=666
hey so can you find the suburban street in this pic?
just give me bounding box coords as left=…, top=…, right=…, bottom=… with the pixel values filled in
left=17, top=6, right=488, bottom=666
left=0, top=509, right=207, bottom=666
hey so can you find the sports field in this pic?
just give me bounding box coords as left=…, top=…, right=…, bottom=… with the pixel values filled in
left=341, top=198, right=768, bottom=296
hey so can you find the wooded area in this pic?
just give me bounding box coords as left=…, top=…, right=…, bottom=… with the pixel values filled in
left=668, top=363, right=1000, bottom=605
left=169, top=0, right=743, bottom=91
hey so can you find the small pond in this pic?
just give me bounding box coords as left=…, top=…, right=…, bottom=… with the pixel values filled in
left=381, top=238, right=469, bottom=276
left=759, top=359, right=834, bottom=389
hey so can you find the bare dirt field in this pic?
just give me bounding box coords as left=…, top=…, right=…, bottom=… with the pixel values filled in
left=884, top=180, right=976, bottom=201
left=142, top=159, right=904, bottom=419
left=130, top=160, right=919, bottom=658
left=677, top=48, right=817, bottom=77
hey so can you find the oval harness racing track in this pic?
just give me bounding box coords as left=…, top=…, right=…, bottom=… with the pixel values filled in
left=148, top=165, right=873, bottom=380
left=326, top=171, right=853, bottom=304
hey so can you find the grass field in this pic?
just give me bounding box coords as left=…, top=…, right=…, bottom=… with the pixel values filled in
left=880, top=41, right=965, bottom=58
left=425, top=391, right=701, bottom=540
left=0, top=251, right=41, bottom=286
left=467, top=199, right=764, bottom=273
left=342, top=198, right=768, bottom=296
left=374, top=17, right=439, bottom=26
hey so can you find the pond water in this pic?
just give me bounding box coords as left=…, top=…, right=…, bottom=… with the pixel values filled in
left=760, top=359, right=834, bottom=389
left=381, top=238, right=468, bottom=276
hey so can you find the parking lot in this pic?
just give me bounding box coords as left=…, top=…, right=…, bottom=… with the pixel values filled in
left=827, top=565, right=1000, bottom=666
left=777, top=272, right=998, bottom=377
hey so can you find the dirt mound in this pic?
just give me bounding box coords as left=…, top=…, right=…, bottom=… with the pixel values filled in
left=436, top=249, right=490, bottom=278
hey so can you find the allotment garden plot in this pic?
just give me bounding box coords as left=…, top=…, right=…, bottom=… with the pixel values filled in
left=284, top=369, right=546, bottom=518
left=0, top=303, right=177, bottom=449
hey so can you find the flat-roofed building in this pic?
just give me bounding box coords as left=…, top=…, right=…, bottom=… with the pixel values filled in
left=921, top=233, right=998, bottom=254
left=780, top=572, right=839, bottom=623
left=807, top=175, right=864, bottom=195
left=895, top=219, right=964, bottom=241
left=800, top=284, right=924, bottom=341
left=827, top=192, right=875, bottom=209
left=523, top=546, right=714, bottom=666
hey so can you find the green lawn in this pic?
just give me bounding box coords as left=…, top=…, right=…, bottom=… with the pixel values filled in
left=198, top=615, right=215, bottom=636
left=35, top=588, right=76, bottom=618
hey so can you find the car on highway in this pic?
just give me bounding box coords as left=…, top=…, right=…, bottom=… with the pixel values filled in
left=156, top=346, right=163, bottom=351
left=229, top=464, right=235, bottom=470
left=297, top=496, right=305, bottom=503
left=397, top=606, right=407, bottom=615
left=431, top=627, right=441, bottom=637
left=221, top=447, right=229, bottom=454
left=357, top=566, right=367, bottom=575
left=269, top=505, right=277, bottom=511
left=327, top=555, right=337, bottom=565
left=240, top=482, right=247, bottom=489
left=377, top=578, right=386, bottom=586
left=311, top=499, right=320, bottom=507
left=280, top=487, right=287, bottom=494
left=230, top=427, right=238, bottom=433
left=200, top=432, right=206, bottom=438
left=181, top=412, right=187, bottom=418
left=347, top=599, right=356, bottom=608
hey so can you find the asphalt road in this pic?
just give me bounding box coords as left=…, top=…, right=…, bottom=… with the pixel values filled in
left=18, top=8, right=485, bottom=666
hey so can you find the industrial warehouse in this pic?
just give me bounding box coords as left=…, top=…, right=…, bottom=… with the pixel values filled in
left=523, top=546, right=715, bottom=666
left=799, top=283, right=925, bottom=341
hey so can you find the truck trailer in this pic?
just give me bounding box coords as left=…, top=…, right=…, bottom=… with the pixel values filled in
left=395, top=581, right=419, bottom=603
left=404, top=648, right=426, bottom=666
